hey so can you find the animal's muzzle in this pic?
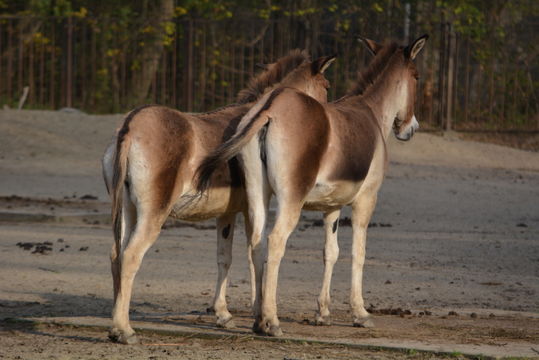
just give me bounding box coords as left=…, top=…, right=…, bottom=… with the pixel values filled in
left=395, top=115, right=419, bottom=141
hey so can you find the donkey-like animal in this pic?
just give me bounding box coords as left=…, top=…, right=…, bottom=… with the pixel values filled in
left=102, top=50, right=336, bottom=344
left=196, top=35, right=428, bottom=336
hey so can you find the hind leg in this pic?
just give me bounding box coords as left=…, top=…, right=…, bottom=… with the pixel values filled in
left=238, top=136, right=271, bottom=327
left=315, top=209, right=340, bottom=326
left=211, top=213, right=237, bottom=328
left=110, top=207, right=165, bottom=344
left=255, top=201, right=302, bottom=336
left=245, top=194, right=269, bottom=325
left=111, top=192, right=137, bottom=304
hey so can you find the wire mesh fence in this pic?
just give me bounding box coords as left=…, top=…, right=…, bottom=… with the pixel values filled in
left=0, top=15, right=537, bottom=130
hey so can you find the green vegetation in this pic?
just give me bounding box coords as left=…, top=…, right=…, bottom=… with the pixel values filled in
left=0, top=1, right=537, bottom=130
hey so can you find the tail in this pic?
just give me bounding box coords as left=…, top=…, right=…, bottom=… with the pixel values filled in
left=196, top=87, right=285, bottom=195
left=111, top=106, right=151, bottom=252
left=111, top=129, right=130, bottom=251
left=102, top=141, right=116, bottom=196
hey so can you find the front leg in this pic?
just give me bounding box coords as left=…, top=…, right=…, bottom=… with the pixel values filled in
left=211, top=213, right=237, bottom=328
left=315, top=209, right=341, bottom=326
left=350, top=194, right=377, bottom=328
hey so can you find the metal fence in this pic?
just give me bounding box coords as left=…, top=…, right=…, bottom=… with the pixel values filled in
left=0, top=15, right=537, bottom=130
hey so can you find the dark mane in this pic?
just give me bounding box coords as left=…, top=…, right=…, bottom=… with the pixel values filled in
left=236, top=49, right=309, bottom=104
left=347, top=41, right=400, bottom=97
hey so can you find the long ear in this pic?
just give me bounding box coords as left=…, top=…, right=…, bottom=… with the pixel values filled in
left=358, top=35, right=383, bottom=55
left=405, top=34, right=428, bottom=60
left=311, top=54, right=337, bottom=74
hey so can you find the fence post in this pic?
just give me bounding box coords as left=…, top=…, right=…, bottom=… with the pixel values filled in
left=445, top=23, right=455, bottom=131
left=0, top=22, right=3, bottom=98
left=186, top=19, right=194, bottom=111
left=66, top=16, right=73, bottom=108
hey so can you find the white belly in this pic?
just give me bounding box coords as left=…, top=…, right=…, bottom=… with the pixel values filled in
left=170, top=187, right=244, bottom=221
left=304, top=180, right=362, bottom=211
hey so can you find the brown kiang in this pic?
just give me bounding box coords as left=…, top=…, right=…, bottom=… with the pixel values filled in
left=197, top=35, right=428, bottom=336
left=102, top=49, right=336, bottom=344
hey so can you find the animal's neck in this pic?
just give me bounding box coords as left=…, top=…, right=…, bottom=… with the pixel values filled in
left=362, top=69, right=405, bottom=140
left=301, top=81, right=323, bottom=101
left=284, top=81, right=312, bottom=99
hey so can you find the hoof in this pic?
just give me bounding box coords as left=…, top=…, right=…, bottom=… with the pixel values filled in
left=314, top=315, right=332, bottom=326
left=252, top=320, right=283, bottom=337
left=109, top=328, right=139, bottom=344
left=353, top=317, right=374, bottom=328
left=267, top=325, right=283, bottom=337
left=108, top=328, right=121, bottom=342
left=216, top=317, right=236, bottom=329
left=252, top=320, right=265, bottom=335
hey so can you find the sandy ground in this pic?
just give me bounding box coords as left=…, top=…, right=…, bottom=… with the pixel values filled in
left=0, top=109, right=538, bottom=359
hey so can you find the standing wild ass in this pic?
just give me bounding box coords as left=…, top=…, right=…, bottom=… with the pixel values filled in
left=196, top=35, right=428, bottom=336
left=102, top=50, right=336, bottom=344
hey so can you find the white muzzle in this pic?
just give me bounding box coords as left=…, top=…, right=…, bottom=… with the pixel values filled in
left=395, top=115, right=419, bottom=141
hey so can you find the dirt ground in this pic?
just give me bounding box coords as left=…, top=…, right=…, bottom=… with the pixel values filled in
left=0, top=109, right=538, bottom=359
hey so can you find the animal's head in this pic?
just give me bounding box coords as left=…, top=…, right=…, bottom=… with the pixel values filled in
left=280, top=54, right=336, bottom=103
left=361, top=34, right=428, bottom=141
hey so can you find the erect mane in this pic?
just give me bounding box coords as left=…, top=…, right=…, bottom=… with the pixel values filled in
left=347, top=41, right=400, bottom=97
left=236, top=49, right=309, bottom=104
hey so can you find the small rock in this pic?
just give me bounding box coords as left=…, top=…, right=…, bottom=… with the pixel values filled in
left=80, top=194, right=98, bottom=200
left=448, top=311, right=458, bottom=316
left=470, top=312, right=478, bottom=318
left=32, top=244, right=52, bottom=254
left=385, top=280, right=392, bottom=284
left=79, top=246, right=89, bottom=251
left=17, top=242, right=35, bottom=251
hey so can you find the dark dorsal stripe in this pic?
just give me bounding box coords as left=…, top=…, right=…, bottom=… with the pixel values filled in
left=236, top=49, right=309, bottom=104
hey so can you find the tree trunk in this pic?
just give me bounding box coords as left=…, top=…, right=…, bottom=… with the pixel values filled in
left=126, top=0, right=174, bottom=108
